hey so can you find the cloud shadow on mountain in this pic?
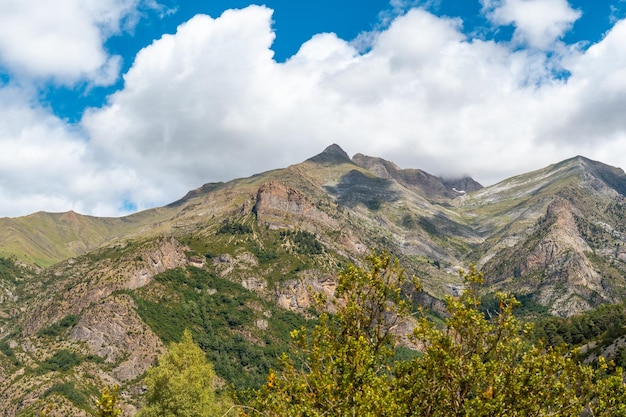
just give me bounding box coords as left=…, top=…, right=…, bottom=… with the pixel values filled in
left=324, top=170, right=400, bottom=210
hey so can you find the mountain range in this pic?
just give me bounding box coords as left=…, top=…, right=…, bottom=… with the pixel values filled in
left=1, top=144, right=626, bottom=415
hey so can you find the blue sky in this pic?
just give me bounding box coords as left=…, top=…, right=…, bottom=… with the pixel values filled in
left=1, top=0, right=626, bottom=217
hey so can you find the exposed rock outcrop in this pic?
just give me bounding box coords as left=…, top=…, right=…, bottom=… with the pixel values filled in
left=253, top=182, right=338, bottom=230
left=70, top=294, right=165, bottom=381
left=352, top=153, right=482, bottom=200
left=524, top=198, right=602, bottom=315
left=485, top=196, right=605, bottom=316
left=276, top=271, right=337, bottom=313
left=22, top=237, right=190, bottom=335
left=124, top=238, right=189, bottom=289
left=307, top=144, right=353, bottom=165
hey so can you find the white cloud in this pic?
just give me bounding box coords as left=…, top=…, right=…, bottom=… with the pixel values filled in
left=0, top=0, right=149, bottom=84
left=482, top=0, right=581, bottom=49
left=81, top=5, right=626, bottom=206
left=4, top=4, right=626, bottom=217
left=0, top=85, right=161, bottom=217
left=536, top=18, right=626, bottom=147
left=83, top=6, right=285, bottom=184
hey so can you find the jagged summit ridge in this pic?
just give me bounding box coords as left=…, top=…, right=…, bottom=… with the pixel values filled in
left=575, top=156, right=626, bottom=197
left=533, top=154, right=626, bottom=198
left=351, top=152, right=482, bottom=200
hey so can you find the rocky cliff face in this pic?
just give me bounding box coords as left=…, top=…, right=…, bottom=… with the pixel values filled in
left=70, top=294, right=165, bottom=382
left=480, top=161, right=626, bottom=316
left=276, top=270, right=337, bottom=313
left=524, top=198, right=603, bottom=315
left=352, top=153, right=483, bottom=200
left=0, top=239, right=196, bottom=415
left=253, top=181, right=338, bottom=231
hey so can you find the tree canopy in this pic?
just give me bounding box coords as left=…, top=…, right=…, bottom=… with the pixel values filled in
left=137, top=329, right=231, bottom=417
left=96, top=385, right=121, bottom=417
left=250, top=253, right=626, bottom=416
left=250, top=251, right=414, bottom=416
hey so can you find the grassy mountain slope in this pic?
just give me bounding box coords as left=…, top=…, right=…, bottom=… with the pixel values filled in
left=0, top=207, right=177, bottom=268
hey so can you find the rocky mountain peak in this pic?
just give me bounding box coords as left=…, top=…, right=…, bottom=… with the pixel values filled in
left=306, top=144, right=353, bottom=165
left=579, top=156, right=626, bottom=197
left=544, top=155, right=626, bottom=199
left=442, top=177, right=483, bottom=194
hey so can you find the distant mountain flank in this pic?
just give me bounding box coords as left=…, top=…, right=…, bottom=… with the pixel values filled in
left=351, top=152, right=482, bottom=200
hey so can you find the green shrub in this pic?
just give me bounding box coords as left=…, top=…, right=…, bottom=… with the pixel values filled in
left=43, top=381, right=89, bottom=409
left=37, top=349, right=81, bottom=373
left=280, top=230, right=323, bottom=255
left=37, top=315, right=79, bottom=338
left=217, top=222, right=252, bottom=235
left=132, top=267, right=309, bottom=389
left=0, top=340, right=19, bottom=366
left=253, top=247, right=277, bottom=264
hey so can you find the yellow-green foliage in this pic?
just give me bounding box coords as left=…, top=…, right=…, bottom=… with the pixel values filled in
left=250, top=256, right=626, bottom=416
left=131, top=253, right=626, bottom=416
left=395, top=266, right=591, bottom=416
left=137, top=329, right=231, bottom=417
left=251, top=251, right=417, bottom=416
left=97, top=385, right=121, bottom=417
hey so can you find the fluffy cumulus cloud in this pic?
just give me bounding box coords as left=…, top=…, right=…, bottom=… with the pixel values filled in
left=0, top=0, right=166, bottom=217
left=4, top=2, right=626, bottom=216
left=0, top=0, right=150, bottom=84
left=85, top=7, right=482, bottom=190
left=0, top=87, right=153, bottom=216
left=548, top=18, right=626, bottom=146
left=84, top=4, right=626, bottom=197
left=482, top=0, right=581, bottom=49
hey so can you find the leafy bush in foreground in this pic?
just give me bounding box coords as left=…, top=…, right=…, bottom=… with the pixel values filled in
left=251, top=253, right=626, bottom=416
